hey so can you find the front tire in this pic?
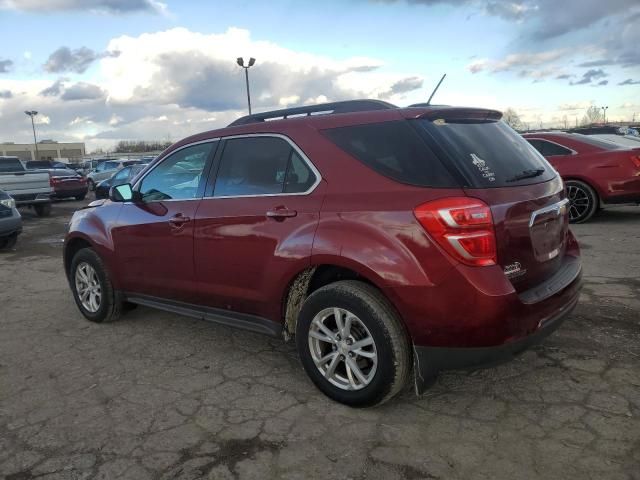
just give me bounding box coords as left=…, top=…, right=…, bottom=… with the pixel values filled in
left=70, top=248, right=122, bottom=323
left=566, top=180, right=599, bottom=223
left=296, top=280, right=410, bottom=407
left=0, top=234, right=18, bottom=250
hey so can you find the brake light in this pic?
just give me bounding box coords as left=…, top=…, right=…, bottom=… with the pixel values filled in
left=49, top=176, right=60, bottom=186
left=414, top=197, right=497, bottom=267
left=630, top=155, right=640, bottom=169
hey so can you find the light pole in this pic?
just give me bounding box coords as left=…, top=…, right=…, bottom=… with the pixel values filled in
left=24, top=110, right=39, bottom=161
left=236, top=57, right=256, bottom=115
left=600, top=106, right=608, bottom=124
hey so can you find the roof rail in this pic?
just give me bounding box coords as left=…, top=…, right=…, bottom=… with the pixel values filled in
left=227, top=99, right=397, bottom=127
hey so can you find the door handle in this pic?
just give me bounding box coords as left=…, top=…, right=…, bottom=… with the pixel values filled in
left=168, top=214, right=191, bottom=227
left=266, top=208, right=297, bottom=219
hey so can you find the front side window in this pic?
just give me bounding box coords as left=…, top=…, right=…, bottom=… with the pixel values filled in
left=213, top=136, right=316, bottom=197
left=139, top=142, right=214, bottom=202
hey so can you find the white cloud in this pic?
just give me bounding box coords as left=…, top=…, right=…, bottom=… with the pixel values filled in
left=100, top=27, right=417, bottom=110
left=0, top=27, right=425, bottom=150
left=468, top=49, right=568, bottom=74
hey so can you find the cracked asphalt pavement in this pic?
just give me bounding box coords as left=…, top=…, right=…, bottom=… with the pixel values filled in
left=1, top=200, right=639, bottom=479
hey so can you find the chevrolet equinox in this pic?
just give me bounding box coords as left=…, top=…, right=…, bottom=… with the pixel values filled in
left=64, top=100, right=582, bottom=407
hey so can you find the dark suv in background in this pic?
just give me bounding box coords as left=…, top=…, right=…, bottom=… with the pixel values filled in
left=64, top=100, right=582, bottom=406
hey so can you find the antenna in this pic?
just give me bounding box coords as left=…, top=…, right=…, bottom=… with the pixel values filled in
left=426, top=73, right=446, bottom=105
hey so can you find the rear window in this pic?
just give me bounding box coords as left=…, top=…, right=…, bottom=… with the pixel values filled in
left=417, top=119, right=556, bottom=187
left=572, top=134, right=625, bottom=150
left=322, top=121, right=457, bottom=187
left=50, top=169, right=78, bottom=177
left=25, top=161, right=51, bottom=169
left=0, top=158, right=25, bottom=173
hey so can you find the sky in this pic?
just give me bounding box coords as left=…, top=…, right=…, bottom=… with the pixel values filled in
left=0, top=0, right=639, bottom=152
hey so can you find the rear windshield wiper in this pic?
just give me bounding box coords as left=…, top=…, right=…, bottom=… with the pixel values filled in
left=506, top=168, right=545, bottom=183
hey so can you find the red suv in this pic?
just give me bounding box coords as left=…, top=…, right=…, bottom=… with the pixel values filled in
left=64, top=101, right=582, bottom=406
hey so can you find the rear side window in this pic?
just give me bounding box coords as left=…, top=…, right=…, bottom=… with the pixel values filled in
left=526, top=139, right=573, bottom=156
left=213, top=137, right=316, bottom=197
left=417, top=119, right=556, bottom=187
left=323, top=121, right=456, bottom=187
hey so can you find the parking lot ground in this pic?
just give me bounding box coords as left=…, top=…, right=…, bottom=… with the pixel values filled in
left=1, top=200, right=639, bottom=480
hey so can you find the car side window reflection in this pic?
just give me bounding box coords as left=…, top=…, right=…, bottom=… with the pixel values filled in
left=213, top=137, right=316, bottom=197
left=138, top=143, right=214, bottom=202
left=113, top=167, right=131, bottom=182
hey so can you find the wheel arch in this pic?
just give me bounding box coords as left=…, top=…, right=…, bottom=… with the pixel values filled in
left=280, top=260, right=403, bottom=340
left=563, top=176, right=603, bottom=205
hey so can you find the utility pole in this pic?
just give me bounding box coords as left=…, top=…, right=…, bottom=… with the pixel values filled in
left=236, top=57, right=256, bottom=115
left=24, top=110, right=39, bottom=161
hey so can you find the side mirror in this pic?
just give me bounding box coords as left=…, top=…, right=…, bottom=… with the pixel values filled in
left=109, top=183, right=140, bottom=202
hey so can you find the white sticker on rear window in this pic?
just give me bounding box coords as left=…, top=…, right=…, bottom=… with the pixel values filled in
left=470, top=153, right=496, bottom=182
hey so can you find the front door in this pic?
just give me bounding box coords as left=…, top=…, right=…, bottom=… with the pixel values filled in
left=194, top=135, right=324, bottom=321
left=113, top=141, right=218, bottom=303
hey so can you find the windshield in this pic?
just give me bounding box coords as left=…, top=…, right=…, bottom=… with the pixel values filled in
left=416, top=119, right=556, bottom=188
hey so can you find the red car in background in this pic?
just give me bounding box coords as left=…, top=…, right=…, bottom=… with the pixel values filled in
left=523, top=133, right=640, bottom=223
left=49, top=168, right=88, bottom=201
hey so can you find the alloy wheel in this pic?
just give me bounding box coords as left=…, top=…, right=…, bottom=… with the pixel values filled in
left=566, top=184, right=592, bottom=222
left=74, top=262, right=102, bottom=313
left=308, top=307, right=378, bottom=391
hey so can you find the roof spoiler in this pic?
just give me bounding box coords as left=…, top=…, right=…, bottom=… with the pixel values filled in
left=416, top=108, right=502, bottom=122
left=228, top=99, right=397, bottom=127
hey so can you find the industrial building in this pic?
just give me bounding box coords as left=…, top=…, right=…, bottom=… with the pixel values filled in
left=0, top=140, right=86, bottom=162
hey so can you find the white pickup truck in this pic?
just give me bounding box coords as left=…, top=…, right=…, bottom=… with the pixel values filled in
left=0, top=156, right=53, bottom=217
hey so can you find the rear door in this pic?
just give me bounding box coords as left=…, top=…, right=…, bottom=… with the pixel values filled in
left=112, top=141, right=218, bottom=302
left=416, top=117, right=569, bottom=292
left=193, top=134, right=324, bottom=320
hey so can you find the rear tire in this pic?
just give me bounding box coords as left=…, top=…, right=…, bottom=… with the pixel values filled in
left=70, top=248, right=122, bottom=323
left=34, top=203, right=51, bottom=217
left=296, top=280, right=410, bottom=407
left=566, top=180, right=598, bottom=223
left=75, top=194, right=86, bottom=201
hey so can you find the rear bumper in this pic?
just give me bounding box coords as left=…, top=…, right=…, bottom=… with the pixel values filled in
left=413, top=288, right=579, bottom=393
left=13, top=192, right=51, bottom=206
left=52, top=187, right=88, bottom=198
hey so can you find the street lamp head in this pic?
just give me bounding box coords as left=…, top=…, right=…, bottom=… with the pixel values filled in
left=236, top=57, right=244, bottom=67
left=248, top=57, right=256, bottom=67
left=24, top=110, right=38, bottom=116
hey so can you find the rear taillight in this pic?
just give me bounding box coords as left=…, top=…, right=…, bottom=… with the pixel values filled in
left=414, top=197, right=497, bottom=267
left=49, top=176, right=60, bottom=187
left=630, top=155, right=640, bottom=169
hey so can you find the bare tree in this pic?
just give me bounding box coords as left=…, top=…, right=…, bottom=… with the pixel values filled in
left=503, top=108, right=523, bottom=130
left=581, top=106, right=603, bottom=126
